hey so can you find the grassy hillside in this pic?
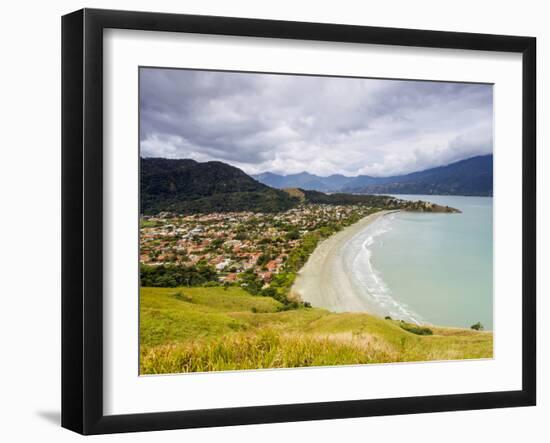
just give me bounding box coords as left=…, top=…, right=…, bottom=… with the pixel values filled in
left=140, top=287, right=493, bottom=374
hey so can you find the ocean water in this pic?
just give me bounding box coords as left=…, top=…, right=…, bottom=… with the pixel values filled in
left=345, top=195, right=493, bottom=330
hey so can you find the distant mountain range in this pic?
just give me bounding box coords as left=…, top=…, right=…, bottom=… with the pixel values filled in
left=141, top=158, right=397, bottom=215
left=252, top=171, right=353, bottom=193
left=254, top=155, right=493, bottom=196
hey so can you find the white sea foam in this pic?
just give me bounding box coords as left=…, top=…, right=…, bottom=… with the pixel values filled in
left=342, top=214, right=423, bottom=325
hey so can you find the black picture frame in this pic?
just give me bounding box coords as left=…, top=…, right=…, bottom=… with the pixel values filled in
left=61, top=8, right=536, bottom=435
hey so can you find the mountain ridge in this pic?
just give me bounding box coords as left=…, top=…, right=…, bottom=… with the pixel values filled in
left=253, top=154, right=493, bottom=196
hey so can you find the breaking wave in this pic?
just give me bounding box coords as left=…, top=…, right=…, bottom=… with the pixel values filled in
left=341, top=213, right=423, bottom=324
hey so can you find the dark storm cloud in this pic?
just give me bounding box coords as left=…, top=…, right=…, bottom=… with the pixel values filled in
left=139, top=68, right=493, bottom=176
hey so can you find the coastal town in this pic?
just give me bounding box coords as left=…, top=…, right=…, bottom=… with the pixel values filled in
left=140, top=204, right=378, bottom=286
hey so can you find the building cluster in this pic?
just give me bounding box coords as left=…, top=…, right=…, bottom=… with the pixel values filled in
left=140, top=204, right=374, bottom=285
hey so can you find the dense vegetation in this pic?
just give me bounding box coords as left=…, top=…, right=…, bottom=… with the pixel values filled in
left=140, top=263, right=218, bottom=287
left=141, top=157, right=299, bottom=214
left=255, top=155, right=493, bottom=196
left=140, top=286, right=493, bottom=374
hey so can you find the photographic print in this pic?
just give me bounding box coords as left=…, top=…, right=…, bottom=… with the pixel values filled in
left=139, top=68, right=494, bottom=375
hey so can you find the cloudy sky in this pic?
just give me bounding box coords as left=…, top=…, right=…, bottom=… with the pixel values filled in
left=140, top=68, right=493, bottom=177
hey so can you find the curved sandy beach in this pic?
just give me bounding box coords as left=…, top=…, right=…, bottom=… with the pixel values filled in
left=291, top=211, right=394, bottom=315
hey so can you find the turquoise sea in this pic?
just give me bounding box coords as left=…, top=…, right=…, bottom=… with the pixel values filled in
left=346, top=195, right=493, bottom=330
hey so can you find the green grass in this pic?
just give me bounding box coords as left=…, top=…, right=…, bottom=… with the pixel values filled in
left=140, top=286, right=493, bottom=374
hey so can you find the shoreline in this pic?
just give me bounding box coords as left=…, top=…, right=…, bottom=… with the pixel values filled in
left=291, top=210, right=396, bottom=316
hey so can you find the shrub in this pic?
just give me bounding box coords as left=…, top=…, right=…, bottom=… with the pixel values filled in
left=277, top=301, right=300, bottom=312
left=470, top=322, right=484, bottom=331
left=384, top=316, right=392, bottom=320
left=400, top=322, right=433, bottom=336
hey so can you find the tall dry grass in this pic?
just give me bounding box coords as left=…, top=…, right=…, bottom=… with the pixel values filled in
left=140, top=287, right=493, bottom=374
left=140, top=329, right=398, bottom=374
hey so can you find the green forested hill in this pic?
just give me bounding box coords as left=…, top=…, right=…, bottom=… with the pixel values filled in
left=140, top=158, right=299, bottom=214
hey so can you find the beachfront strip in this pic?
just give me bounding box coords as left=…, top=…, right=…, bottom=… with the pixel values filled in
left=140, top=204, right=377, bottom=286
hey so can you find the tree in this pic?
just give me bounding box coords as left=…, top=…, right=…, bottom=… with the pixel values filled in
left=257, top=253, right=271, bottom=267
left=140, top=263, right=218, bottom=287
left=261, top=287, right=278, bottom=299
left=285, top=229, right=300, bottom=240
left=241, top=279, right=262, bottom=296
